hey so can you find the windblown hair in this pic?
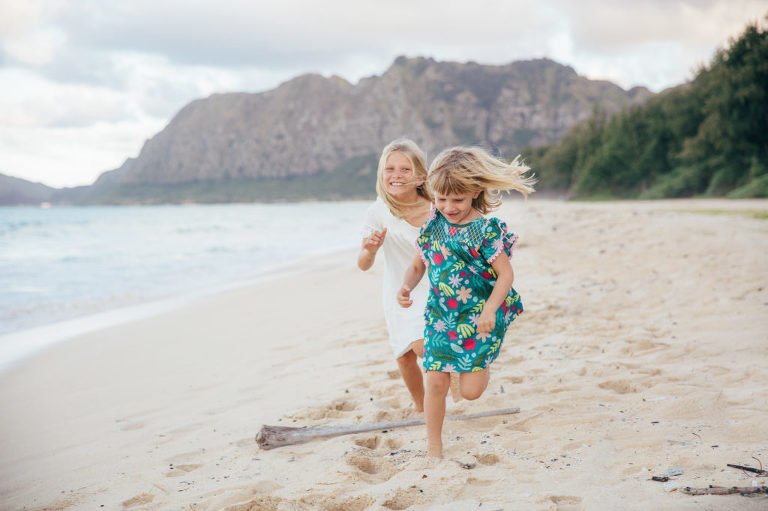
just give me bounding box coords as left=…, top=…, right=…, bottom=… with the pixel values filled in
left=427, top=146, right=536, bottom=214
left=376, top=138, right=432, bottom=219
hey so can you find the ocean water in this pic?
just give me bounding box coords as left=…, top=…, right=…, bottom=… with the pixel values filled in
left=0, top=201, right=370, bottom=370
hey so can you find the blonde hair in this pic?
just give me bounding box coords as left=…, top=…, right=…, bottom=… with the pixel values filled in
left=428, top=146, right=536, bottom=214
left=375, top=138, right=432, bottom=219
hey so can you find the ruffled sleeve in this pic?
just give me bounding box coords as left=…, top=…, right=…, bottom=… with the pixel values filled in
left=478, top=217, right=518, bottom=263
left=415, top=207, right=438, bottom=266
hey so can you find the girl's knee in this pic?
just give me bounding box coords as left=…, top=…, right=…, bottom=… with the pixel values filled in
left=460, top=370, right=489, bottom=400
left=460, top=386, right=484, bottom=401
left=425, top=372, right=450, bottom=395
left=397, top=350, right=415, bottom=366
left=411, top=339, right=424, bottom=358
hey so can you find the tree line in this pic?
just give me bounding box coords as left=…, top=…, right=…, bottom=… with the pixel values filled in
left=523, top=17, right=768, bottom=199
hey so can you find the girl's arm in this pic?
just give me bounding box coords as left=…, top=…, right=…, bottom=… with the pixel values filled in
left=397, top=252, right=426, bottom=307
left=357, top=227, right=387, bottom=271
left=477, top=256, right=515, bottom=334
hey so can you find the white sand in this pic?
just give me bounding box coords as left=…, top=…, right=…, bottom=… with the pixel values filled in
left=0, top=199, right=766, bottom=511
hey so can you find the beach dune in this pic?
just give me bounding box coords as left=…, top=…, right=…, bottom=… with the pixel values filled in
left=0, top=199, right=766, bottom=510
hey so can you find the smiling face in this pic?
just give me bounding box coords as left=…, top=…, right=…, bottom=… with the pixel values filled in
left=434, top=190, right=480, bottom=225
left=383, top=151, right=423, bottom=200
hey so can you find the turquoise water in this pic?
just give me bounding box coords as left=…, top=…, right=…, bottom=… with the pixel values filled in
left=0, top=202, right=369, bottom=369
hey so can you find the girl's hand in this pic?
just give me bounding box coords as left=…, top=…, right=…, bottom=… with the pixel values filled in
left=477, top=308, right=496, bottom=334
left=361, top=228, right=387, bottom=253
left=397, top=285, right=413, bottom=308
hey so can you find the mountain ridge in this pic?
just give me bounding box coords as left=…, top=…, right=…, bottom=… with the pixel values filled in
left=96, top=57, right=650, bottom=186
left=2, top=56, right=652, bottom=204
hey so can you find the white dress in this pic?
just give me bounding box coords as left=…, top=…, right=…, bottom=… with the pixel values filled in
left=363, top=198, right=430, bottom=358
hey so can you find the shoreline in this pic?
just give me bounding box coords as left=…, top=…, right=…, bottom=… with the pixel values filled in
left=0, top=245, right=358, bottom=374
left=1, top=199, right=766, bottom=510
left=0, top=200, right=371, bottom=343
left=0, top=246, right=387, bottom=510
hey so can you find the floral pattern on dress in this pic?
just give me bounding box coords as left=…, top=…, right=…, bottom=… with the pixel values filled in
left=417, top=209, right=522, bottom=372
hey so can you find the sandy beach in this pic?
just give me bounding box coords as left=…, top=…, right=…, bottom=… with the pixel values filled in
left=1, top=199, right=766, bottom=511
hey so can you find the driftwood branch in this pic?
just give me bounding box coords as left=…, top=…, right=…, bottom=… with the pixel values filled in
left=255, top=407, right=520, bottom=450
left=681, top=486, right=768, bottom=496
left=727, top=464, right=768, bottom=476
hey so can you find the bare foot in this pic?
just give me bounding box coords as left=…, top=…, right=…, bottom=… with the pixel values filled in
left=427, top=442, right=443, bottom=458
left=414, top=394, right=424, bottom=412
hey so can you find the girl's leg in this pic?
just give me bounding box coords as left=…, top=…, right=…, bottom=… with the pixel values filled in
left=424, top=371, right=450, bottom=457
left=396, top=350, right=424, bottom=412
left=449, top=372, right=463, bottom=402
left=459, top=368, right=490, bottom=401
left=410, top=338, right=424, bottom=358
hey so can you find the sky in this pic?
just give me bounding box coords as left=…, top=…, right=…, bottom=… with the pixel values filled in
left=1, top=1, right=766, bottom=188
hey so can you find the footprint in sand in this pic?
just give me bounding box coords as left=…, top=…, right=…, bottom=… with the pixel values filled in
left=346, top=452, right=380, bottom=474
left=300, top=494, right=375, bottom=511
left=332, top=399, right=357, bottom=411
left=374, top=397, right=403, bottom=410
left=371, top=382, right=404, bottom=400
left=548, top=495, right=584, bottom=511
left=466, top=476, right=494, bottom=487
left=382, top=487, right=422, bottom=510
left=476, top=453, right=501, bottom=465
left=329, top=495, right=376, bottom=511
left=345, top=449, right=398, bottom=482
left=207, top=481, right=284, bottom=511
left=224, top=495, right=283, bottom=511
left=598, top=379, right=638, bottom=394
left=354, top=435, right=380, bottom=449
left=122, top=493, right=155, bottom=508
left=293, top=399, right=358, bottom=420
left=374, top=410, right=403, bottom=422
left=384, top=437, right=403, bottom=450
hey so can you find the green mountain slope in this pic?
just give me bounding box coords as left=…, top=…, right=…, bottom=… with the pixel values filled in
left=524, top=18, right=768, bottom=199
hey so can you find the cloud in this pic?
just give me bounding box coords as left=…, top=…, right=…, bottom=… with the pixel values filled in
left=44, top=1, right=557, bottom=73
left=10, top=0, right=764, bottom=91
left=54, top=1, right=380, bottom=69
left=7, top=1, right=767, bottom=84
left=0, top=117, right=165, bottom=187
left=0, top=66, right=163, bottom=187
left=553, top=0, right=765, bottom=49
left=542, top=0, right=767, bottom=89
left=0, top=0, right=45, bottom=37
left=1, top=0, right=765, bottom=186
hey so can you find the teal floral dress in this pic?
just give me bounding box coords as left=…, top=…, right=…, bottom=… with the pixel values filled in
left=416, top=208, right=523, bottom=372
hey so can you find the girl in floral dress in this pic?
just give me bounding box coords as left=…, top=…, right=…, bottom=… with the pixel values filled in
left=397, top=146, right=535, bottom=457
left=358, top=139, right=432, bottom=412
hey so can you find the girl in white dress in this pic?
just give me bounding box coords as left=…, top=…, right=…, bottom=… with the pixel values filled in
left=358, top=139, right=432, bottom=411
